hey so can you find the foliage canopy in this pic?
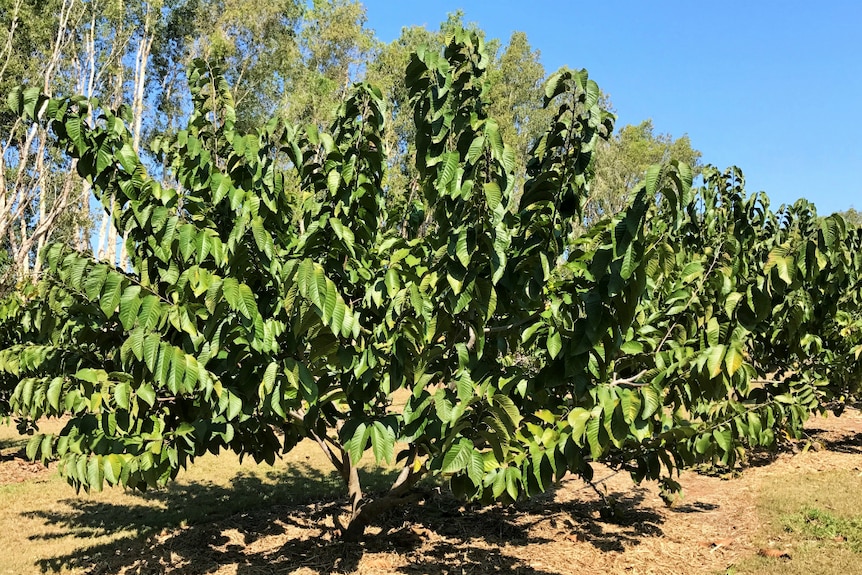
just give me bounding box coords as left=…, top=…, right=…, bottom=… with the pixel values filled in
left=1, top=28, right=860, bottom=538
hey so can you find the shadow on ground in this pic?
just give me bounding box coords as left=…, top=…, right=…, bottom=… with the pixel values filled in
left=818, top=431, right=862, bottom=454
left=27, top=466, right=670, bottom=575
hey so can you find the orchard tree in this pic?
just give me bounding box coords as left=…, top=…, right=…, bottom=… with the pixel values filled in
left=1, top=28, right=861, bottom=541
left=365, top=15, right=551, bottom=237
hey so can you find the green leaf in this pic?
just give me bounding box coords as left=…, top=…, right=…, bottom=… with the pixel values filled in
left=435, top=151, right=459, bottom=190
left=586, top=411, right=604, bottom=460
left=65, top=116, right=83, bottom=149
left=467, top=449, right=484, bottom=485
left=619, top=390, right=642, bottom=424
left=706, top=317, right=720, bottom=347
left=371, top=421, right=396, bottom=464
left=26, top=434, right=42, bottom=460
left=138, top=296, right=162, bottom=331
left=620, top=340, right=644, bottom=355
left=547, top=330, right=562, bottom=359
left=724, top=345, right=744, bottom=376
left=114, top=381, right=131, bottom=410
left=343, top=421, right=369, bottom=465
left=96, top=140, right=113, bottom=174
left=225, top=391, right=242, bottom=421
left=88, top=455, right=103, bottom=490
left=641, top=386, right=661, bottom=418
left=236, top=284, right=257, bottom=320
left=384, top=268, right=400, bottom=298
left=83, top=265, right=108, bottom=300
left=143, top=335, right=159, bottom=372
left=567, top=408, right=590, bottom=444
left=116, top=143, right=137, bottom=173
left=645, top=164, right=662, bottom=196
left=100, top=273, right=123, bottom=317
left=119, top=286, right=142, bottom=330
left=47, top=377, right=63, bottom=411
left=103, top=454, right=122, bottom=485
left=442, top=439, right=474, bottom=474
left=620, top=244, right=636, bottom=280
left=222, top=278, right=239, bottom=310
left=706, top=344, right=726, bottom=379
left=467, top=135, right=485, bottom=164
left=483, top=182, right=502, bottom=211
left=455, top=228, right=470, bottom=268
left=75, top=368, right=107, bottom=384
left=492, top=394, right=522, bottom=427
left=137, top=383, right=156, bottom=407
left=712, top=427, right=732, bottom=452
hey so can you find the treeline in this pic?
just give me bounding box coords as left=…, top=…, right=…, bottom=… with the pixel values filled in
left=0, top=0, right=700, bottom=292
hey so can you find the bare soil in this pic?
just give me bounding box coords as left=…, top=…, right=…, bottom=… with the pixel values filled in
left=0, top=450, right=53, bottom=484
left=3, top=411, right=861, bottom=575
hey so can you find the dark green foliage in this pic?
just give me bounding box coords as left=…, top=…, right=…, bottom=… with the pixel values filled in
left=0, top=28, right=860, bottom=537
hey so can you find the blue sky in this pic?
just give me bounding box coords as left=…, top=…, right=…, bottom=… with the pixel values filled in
left=360, top=1, right=861, bottom=216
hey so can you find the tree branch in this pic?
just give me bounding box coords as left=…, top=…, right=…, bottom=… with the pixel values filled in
left=484, top=311, right=542, bottom=334
left=609, top=369, right=648, bottom=387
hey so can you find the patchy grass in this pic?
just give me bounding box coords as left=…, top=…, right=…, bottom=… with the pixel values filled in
left=730, top=458, right=862, bottom=574
left=0, top=419, right=396, bottom=575
left=783, top=507, right=862, bottom=551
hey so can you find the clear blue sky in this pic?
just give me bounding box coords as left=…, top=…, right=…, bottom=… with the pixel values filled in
left=360, top=0, right=861, bottom=216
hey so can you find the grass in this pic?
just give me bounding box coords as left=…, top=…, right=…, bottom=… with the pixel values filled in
left=730, top=468, right=862, bottom=575
left=783, top=507, right=862, bottom=551
left=0, top=419, right=398, bottom=575
left=3, top=410, right=861, bottom=575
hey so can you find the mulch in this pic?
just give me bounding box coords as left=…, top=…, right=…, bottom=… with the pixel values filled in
left=10, top=409, right=862, bottom=575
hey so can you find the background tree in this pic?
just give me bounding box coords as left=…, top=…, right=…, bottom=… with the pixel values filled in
left=838, top=207, right=862, bottom=227
left=0, top=0, right=87, bottom=291
left=1, top=0, right=710, bottom=294
left=585, top=118, right=701, bottom=228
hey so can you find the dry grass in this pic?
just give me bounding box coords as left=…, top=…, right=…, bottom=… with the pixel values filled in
left=0, top=418, right=353, bottom=575
left=729, top=412, right=862, bottom=575
left=0, top=410, right=860, bottom=575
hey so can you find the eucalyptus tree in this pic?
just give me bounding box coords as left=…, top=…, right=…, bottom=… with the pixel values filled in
left=838, top=208, right=862, bottom=228
left=0, top=27, right=860, bottom=543
left=0, top=0, right=88, bottom=289
left=585, top=119, right=701, bottom=228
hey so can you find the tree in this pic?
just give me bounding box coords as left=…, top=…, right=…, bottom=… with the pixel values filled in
left=0, top=0, right=87, bottom=289
left=586, top=118, right=701, bottom=227
left=0, top=28, right=860, bottom=543
left=364, top=15, right=551, bottom=236
left=838, top=208, right=862, bottom=227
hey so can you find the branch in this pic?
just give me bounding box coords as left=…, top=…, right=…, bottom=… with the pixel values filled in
left=341, top=447, right=428, bottom=541
left=484, top=311, right=542, bottom=335
left=609, top=369, right=648, bottom=387
left=292, top=408, right=347, bottom=476
left=750, top=378, right=789, bottom=386
left=466, top=326, right=476, bottom=350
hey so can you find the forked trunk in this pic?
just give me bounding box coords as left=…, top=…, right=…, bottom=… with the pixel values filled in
left=301, top=418, right=425, bottom=542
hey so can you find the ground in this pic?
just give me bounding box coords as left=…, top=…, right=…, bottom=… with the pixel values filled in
left=1, top=410, right=860, bottom=575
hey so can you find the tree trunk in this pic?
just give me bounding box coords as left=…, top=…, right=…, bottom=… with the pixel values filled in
left=298, top=412, right=426, bottom=542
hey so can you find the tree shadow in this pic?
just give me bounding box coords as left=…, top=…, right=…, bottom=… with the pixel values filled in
left=28, top=470, right=669, bottom=575
left=0, top=446, right=25, bottom=462
left=0, top=436, right=26, bottom=456
left=29, top=463, right=345, bottom=573
left=817, top=430, right=862, bottom=454
left=669, top=501, right=720, bottom=513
